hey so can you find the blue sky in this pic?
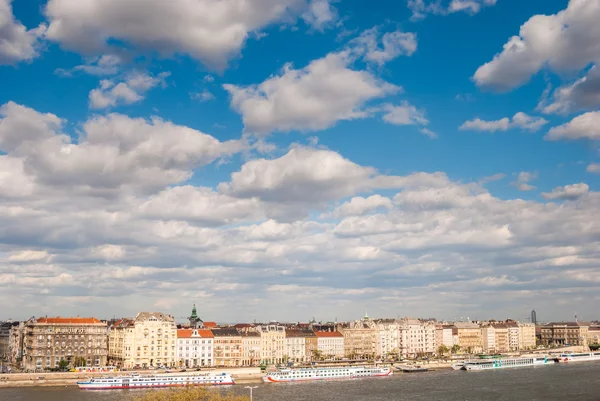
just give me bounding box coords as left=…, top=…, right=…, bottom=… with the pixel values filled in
left=1, top=0, right=600, bottom=323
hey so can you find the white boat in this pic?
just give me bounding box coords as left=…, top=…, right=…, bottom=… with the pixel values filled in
left=77, top=372, right=234, bottom=390
left=263, top=366, right=393, bottom=383
left=464, top=356, right=552, bottom=371
left=451, top=362, right=465, bottom=370
left=557, top=352, right=600, bottom=363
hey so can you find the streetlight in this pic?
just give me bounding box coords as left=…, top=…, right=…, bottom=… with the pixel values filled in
left=244, top=385, right=258, bottom=401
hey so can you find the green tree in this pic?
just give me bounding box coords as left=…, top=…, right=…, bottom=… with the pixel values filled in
left=312, top=349, right=323, bottom=361
left=73, top=356, right=86, bottom=367
left=134, top=387, right=249, bottom=401
left=58, top=359, right=69, bottom=371
left=451, top=344, right=461, bottom=354
left=437, top=345, right=450, bottom=356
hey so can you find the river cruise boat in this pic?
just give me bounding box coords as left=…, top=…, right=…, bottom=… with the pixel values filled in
left=464, top=356, right=551, bottom=371
left=557, top=352, right=600, bottom=363
left=77, top=372, right=234, bottom=390
left=263, top=366, right=393, bottom=383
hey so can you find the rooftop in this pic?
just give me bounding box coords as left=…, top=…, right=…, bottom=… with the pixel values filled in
left=177, top=329, right=214, bottom=338
left=35, top=317, right=103, bottom=325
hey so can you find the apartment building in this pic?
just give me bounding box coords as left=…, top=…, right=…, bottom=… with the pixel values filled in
left=338, top=317, right=377, bottom=359
left=374, top=319, right=400, bottom=359
left=211, top=328, right=242, bottom=366
left=285, top=329, right=307, bottom=362
left=453, top=322, right=483, bottom=353
left=315, top=331, right=344, bottom=359
left=176, top=329, right=214, bottom=367
left=398, top=318, right=437, bottom=357
left=518, top=322, right=536, bottom=350
left=22, top=317, right=108, bottom=370
left=257, top=324, right=285, bottom=364
left=540, top=322, right=589, bottom=346
left=240, top=332, right=261, bottom=366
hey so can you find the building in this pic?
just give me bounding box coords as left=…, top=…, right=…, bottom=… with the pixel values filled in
left=518, top=322, right=536, bottom=350
left=240, top=332, right=261, bottom=366
left=22, top=317, right=108, bottom=371
left=435, top=324, right=455, bottom=351
left=506, top=322, right=520, bottom=351
left=211, top=328, right=242, bottom=366
left=176, top=329, right=214, bottom=367
left=285, top=329, right=307, bottom=363
left=338, top=316, right=377, bottom=359
left=8, top=322, right=24, bottom=365
left=398, top=318, right=437, bottom=358
left=540, top=322, right=589, bottom=347
left=481, top=325, right=496, bottom=354
left=453, top=322, right=483, bottom=353
left=188, top=304, right=203, bottom=329
left=0, top=321, right=16, bottom=360
left=315, top=331, right=344, bottom=359
left=302, top=330, right=318, bottom=362
left=531, top=310, right=537, bottom=325
left=374, top=319, right=400, bottom=359
left=108, top=312, right=178, bottom=369
left=586, top=326, right=600, bottom=345
left=257, top=324, right=286, bottom=364
left=491, top=324, right=509, bottom=353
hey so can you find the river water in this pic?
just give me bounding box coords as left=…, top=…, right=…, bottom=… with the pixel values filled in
left=1, top=363, right=599, bottom=401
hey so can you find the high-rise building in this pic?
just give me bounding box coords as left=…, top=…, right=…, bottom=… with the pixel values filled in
left=531, top=310, right=537, bottom=325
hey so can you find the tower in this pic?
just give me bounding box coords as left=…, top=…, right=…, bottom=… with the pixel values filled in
left=531, top=309, right=537, bottom=325
left=189, top=304, right=203, bottom=328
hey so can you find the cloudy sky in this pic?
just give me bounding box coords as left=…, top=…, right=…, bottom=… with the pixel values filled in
left=1, top=0, right=600, bottom=324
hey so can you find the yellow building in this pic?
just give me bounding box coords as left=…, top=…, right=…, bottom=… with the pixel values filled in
left=540, top=322, right=589, bottom=346
left=240, top=332, right=261, bottom=366
left=518, top=323, right=536, bottom=350
left=257, top=324, right=285, bottom=364
left=211, top=328, right=242, bottom=366
left=338, top=316, right=377, bottom=359
left=108, top=312, right=177, bottom=369
left=453, top=322, right=483, bottom=353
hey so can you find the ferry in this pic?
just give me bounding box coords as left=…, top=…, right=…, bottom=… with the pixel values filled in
left=557, top=352, right=600, bottom=363
left=463, top=356, right=552, bottom=371
left=263, top=366, right=393, bottom=383
left=77, top=372, right=234, bottom=390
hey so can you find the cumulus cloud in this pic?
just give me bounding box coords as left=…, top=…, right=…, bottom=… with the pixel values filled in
left=511, top=171, right=537, bottom=191
left=44, top=0, right=337, bottom=70
left=0, top=0, right=47, bottom=64
left=324, top=195, right=393, bottom=218
left=379, top=102, right=436, bottom=138
left=191, top=90, right=215, bottom=102
left=460, top=112, right=548, bottom=132
left=224, top=51, right=399, bottom=135
left=56, top=54, right=122, bottom=77
left=408, top=0, right=497, bottom=20
left=545, top=111, right=600, bottom=141
left=350, top=26, right=417, bottom=65
left=89, top=71, right=170, bottom=109
left=473, top=0, right=600, bottom=91
left=538, top=65, right=600, bottom=115
left=542, top=183, right=589, bottom=201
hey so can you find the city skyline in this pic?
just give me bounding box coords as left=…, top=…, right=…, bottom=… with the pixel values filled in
left=1, top=0, right=600, bottom=321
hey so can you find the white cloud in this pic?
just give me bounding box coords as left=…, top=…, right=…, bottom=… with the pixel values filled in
left=325, top=195, right=393, bottom=218
left=89, top=71, right=170, bottom=109
left=0, top=0, right=46, bottom=64
left=473, top=0, right=600, bottom=91
left=539, top=65, right=600, bottom=114
left=224, top=51, right=399, bottom=135
left=587, top=163, right=600, bottom=174
left=302, top=0, right=338, bottom=31
left=0, top=101, right=63, bottom=152
left=511, top=171, right=537, bottom=191
left=460, top=112, right=548, bottom=132
left=542, top=183, right=589, bottom=201
left=8, top=250, right=50, bottom=263
left=351, top=27, right=417, bottom=65
left=56, top=54, right=121, bottom=77
left=545, top=111, right=600, bottom=141
left=44, top=0, right=336, bottom=71
left=191, top=90, right=215, bottom=102
left=381, top=102, right=428, bottom=126
left=408, top=0, right=497, bottom=20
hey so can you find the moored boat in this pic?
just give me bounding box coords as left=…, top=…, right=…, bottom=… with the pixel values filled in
left=263, top=366, right=393, bottom=383
left=77, top=372, right=234, bottom=390
left=557, top=352, right=600, bottom=363
left=464, top=356, right=552, bottom=371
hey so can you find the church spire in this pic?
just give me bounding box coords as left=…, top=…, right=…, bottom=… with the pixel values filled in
left=189, top=303, right=202, bottom=328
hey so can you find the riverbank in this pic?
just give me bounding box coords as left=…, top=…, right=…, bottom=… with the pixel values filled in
left=0, top=367, right=264, bottom=388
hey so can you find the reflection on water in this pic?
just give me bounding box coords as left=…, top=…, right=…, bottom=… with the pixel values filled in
left=1, top=363, right=600, bottom=401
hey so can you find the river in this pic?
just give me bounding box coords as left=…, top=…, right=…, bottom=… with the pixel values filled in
left=1, top=363, right=599, bottom=401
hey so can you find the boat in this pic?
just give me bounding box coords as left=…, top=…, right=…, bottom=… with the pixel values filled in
left=401, top=366, right=428, bottom=373
left=263, top=366, right=393, bottom=383
left=451, top=362, right=465, bottom=371
left=77, top=372, right=234, bottom=390
left=557, top=352, right=600, bottom=363
left=464, top=356, right=552, bottom=371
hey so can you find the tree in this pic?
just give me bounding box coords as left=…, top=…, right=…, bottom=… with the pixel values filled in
left=451, top=344, right=461, bottom=354
left=437, top=345, right=450, bottom=356
left=134, top=387, right=249, bottom=401
left=312, top=349, right=323, bottom=361
left=73, top=356, right=86, bottom=367
left=58, top=359, right=69, bottom=371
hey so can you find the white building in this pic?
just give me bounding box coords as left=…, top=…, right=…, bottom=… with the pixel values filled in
left=374, top=319, right=400, bottom=359
left=257, top=324, right=285, bottom=364
left=176, top=329, right=214, bottom=368
left=398, top=318, right=436, bottom=357
left=285, top=330, right=307, bottom=362
left=315, top=331, right=344, bottom=359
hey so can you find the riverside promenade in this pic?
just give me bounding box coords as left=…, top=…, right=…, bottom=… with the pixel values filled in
left=0, top=367, right=263, bottom=388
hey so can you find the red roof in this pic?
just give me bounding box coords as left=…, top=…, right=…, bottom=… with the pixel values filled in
left=203, top=322, right=218, bottom=328
left=177, top=329, right=214, bottom=339
left=37, top=317, right=102, bottom=324
left=314, top=331, right=343, bottom=338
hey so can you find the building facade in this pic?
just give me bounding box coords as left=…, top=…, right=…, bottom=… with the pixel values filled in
left=374, top=319, right=400, bottom=359
left=257, top=324, right=285, bottom=364
left=211, top=328, right=242, bottom=366
left=285, top=329, right=307, bottom=362
left=8, top=322, right=24, bottom=365
left=176, top=329, right=214, bottom=367
left=240, top=332, right=261, bottom=366
left=398, top=318, right=437, bottom=358
left=518, top=323, right=536, bottom=350
left=453, top=322, right=483, bottom=353
left=338, top=317, right=377, bottom=359
left=540, top=322, right=589, bottom=346
left=315, top=331, right=344, bottom=359
left=22, top=317, right=108, bottom=371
